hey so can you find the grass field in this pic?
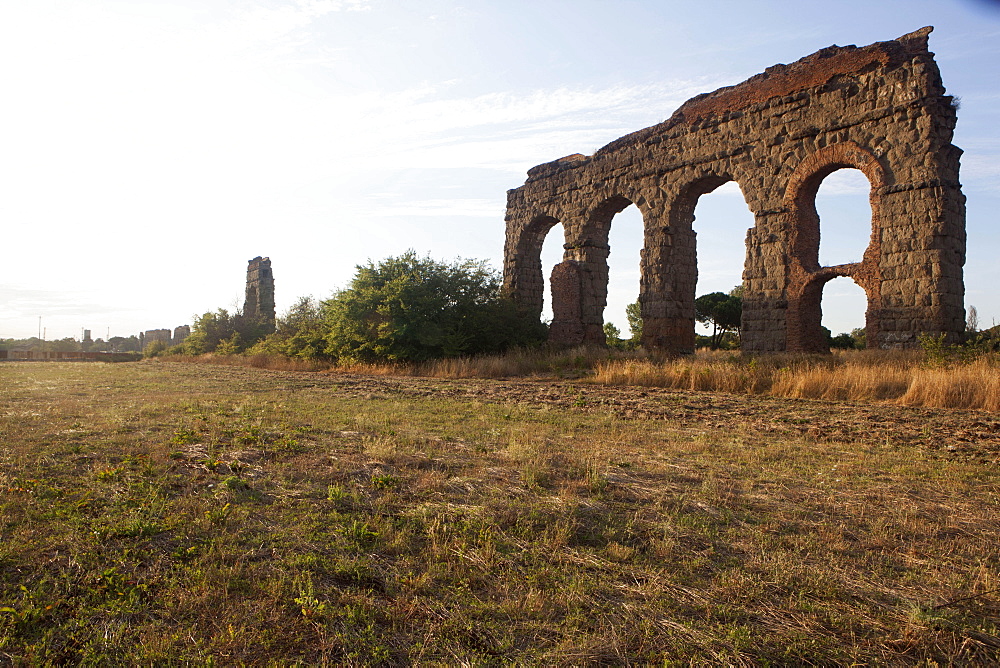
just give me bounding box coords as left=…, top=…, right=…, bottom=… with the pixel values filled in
left=1, top=360, right=998, bottom=664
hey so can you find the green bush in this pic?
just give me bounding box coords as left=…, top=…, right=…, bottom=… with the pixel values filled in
left=321, top=251, right=545, bottom=363
left=184, top=309, right=271, bottom=355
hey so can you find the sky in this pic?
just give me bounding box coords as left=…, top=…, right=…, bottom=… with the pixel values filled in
left=1, top=0, right=999, bottom=342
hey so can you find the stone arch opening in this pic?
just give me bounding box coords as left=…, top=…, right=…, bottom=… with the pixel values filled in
left=816, top=168, right=873, bottom=268
left=666, top=175, right=754, bottom=350
left=604, top=204, right=644, bottom=342
left=690, top=181, right=755, bottom=347
left=539, top=220, right=567, bottom=324
left=788, top=157, right=882, bottom=274
left=785, top=142, right=886, bottom=352
left=512, top=214, right=562, bottom=322
left=796, top=273, right=873, bottom=352
left=821, top=276, right=868, bottom=347
left=560, top=194, right=635, bottom=346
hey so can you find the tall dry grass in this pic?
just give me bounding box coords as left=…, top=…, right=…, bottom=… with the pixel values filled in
left=592, top=349, right=1000, bottom=410
left=900, top=358, right=1000, bottom=411
left=418, top=346, right=612, bottom=378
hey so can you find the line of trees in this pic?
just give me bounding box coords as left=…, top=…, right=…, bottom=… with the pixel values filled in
left=1, top=335, right=141, bottom=353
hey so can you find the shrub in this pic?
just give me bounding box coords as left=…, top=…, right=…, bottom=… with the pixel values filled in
left=184, top=308, right=271, bottom=355
left=322, top=251, right=545, bottom=363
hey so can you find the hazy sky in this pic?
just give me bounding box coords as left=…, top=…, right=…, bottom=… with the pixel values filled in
left=2, top=0, right=998, bottom=341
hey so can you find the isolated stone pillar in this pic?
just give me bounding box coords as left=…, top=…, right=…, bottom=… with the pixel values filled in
left=547, top=261, right=585, bottom=345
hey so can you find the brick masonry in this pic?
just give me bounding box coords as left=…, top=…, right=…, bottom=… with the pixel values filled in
left=502, top=27, right=966, bottom=353
left=244, top=256, right=276, bottom=331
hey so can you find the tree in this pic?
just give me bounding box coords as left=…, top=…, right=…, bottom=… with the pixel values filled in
left=184, top=309, right=239, bottom=354
left=625, top=301, right=642, bottom=345
left=967, top=305, right=979, bottom=333
left=47, top=337, right=82, bottom=352
left=850, top=327, right=866, bottom=349
left=694, top=291, right=742, bottom=350
left=214, top=333, right=244, bottom=355
left=184, top=307, right=272, bottom=355
left=322, top=251, right=545, bottom=363
left=143, top=339, right=169, bottom=357
left=603, top=322, right=624, bottom=349
left=830, top=333, right=856, bottom=349
left=108, top=335, right=141, bottom=352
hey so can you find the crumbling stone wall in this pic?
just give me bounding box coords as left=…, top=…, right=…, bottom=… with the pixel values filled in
left=503, top=27, right=965, bottom=353
left=141, top=329, right=171, bottom=349
left=138, top=326, right=190, bottom=350
left=172, top=325, right=191, bottom=345
left=244, top=256, right=276, bottom=331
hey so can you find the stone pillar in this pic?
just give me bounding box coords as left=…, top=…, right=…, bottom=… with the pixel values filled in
left=640, top=195, right=698, bottom=355
left=741, top=212, right=789, bottom=352
left=244, top=256, right=276, bottom=332
left=876, top=183, right=965, bottom=347
left=563, top=241, right=611, bottom=346
left=547, top=261, right=585, bottom=345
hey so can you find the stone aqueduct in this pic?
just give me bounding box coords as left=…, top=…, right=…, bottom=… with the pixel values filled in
left=502, top=27, right=966, bottom=353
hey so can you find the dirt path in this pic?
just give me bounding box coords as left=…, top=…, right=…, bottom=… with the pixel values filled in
left=211, top=365, right=1000, bottom=463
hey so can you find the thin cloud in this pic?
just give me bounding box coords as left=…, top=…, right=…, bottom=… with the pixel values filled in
left=0, top=286, right=140, bottom=318
left=363, top=197, right=503, bottom=218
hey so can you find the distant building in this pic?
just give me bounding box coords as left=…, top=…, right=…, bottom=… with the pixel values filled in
left=138, top=326, right=191, bottom=351
left=173, top=325, right=191, bottom=344
left=142, top=329, right=172, bottom=349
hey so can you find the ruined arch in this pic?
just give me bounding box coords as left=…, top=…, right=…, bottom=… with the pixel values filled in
left=503, top=27, right=965, bottom=353
left=546, top=193, right=653, bottom=347
left=505, top=213, right=563, bottom=321
left=784, top=142, right=885, bottom=351
left=643, top=173, right=748, bottom=352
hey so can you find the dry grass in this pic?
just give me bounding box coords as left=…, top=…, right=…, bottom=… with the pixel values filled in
left=168, top=346, right=615, bottom=380
left=592, top=349, right=1000, bottom=410
left=418, top=346, right=612, bottom=379
left=900, top=359, right=1000, bottom=411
